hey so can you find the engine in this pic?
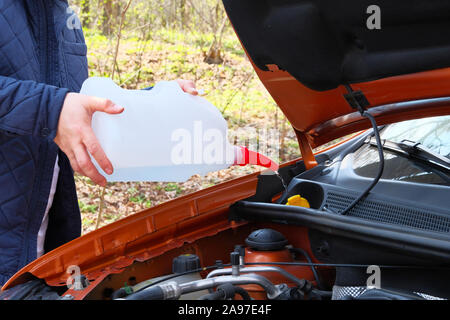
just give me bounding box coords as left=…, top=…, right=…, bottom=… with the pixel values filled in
left=112, top=228, right=432, bottom=301
left=115, top=228, right=325, bottom=300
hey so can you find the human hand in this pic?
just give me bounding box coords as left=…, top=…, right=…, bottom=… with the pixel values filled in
left=54, top=93, right=124, bottom=186
left=175, top=79, right=198, bottom=95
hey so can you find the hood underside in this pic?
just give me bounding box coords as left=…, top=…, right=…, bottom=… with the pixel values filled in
left=223, top=0, right=450, bottom=146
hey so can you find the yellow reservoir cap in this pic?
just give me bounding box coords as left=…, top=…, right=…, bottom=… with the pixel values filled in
left=286, top=195, right=310, bottom=208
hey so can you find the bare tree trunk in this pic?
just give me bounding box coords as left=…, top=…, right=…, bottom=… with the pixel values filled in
left=111, top=0, right=133, bottom=80
left=204, top=15, right=228, bottom=64
left=280, top=116, right=287, bottom=162
left=81, top=0, right=91, bottom=27
left=102, top=0, right=113, bottom=36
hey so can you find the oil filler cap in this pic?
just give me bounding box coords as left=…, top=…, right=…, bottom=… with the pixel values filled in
left=172, top=254, right=201, bottom=274
left=245, top=229, right=288, bottom=251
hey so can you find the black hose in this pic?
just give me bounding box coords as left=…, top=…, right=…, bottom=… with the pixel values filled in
left=199, top=291, right=224, bottom=300
left=234, top=286, right=252, bottom=300
left=244, top=261, right=450, bottom=270
left=289, top=247, right=324, bottom=290
left=199, top=284, right=251, bottom=300
left=311, top=289, right=332, bottom=298
left=339, top=111, right=384, bottom=215
left=111, top=287, right=129, bottom=300
left=125, top=286, right=165, bottom=300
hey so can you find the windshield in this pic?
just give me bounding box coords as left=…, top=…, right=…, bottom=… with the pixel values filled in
left=380, top=116, right=450, bottom=160
left=352, top=116, right=450, bottom=186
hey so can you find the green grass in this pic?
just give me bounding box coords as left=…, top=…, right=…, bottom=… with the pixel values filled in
left=78, top=200, right=98, bottom=214
left=88, top=29, right=278, bottom=122
left=164, top=183, right=183, bottom=195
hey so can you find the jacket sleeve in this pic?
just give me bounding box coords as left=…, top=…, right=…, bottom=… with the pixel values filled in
left=0, top=75, right=69, bottom=140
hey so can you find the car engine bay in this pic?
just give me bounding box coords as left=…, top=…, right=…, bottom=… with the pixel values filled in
left=73, top=127, right=448, bottom=301
left=115, top=121, right=449, bottom=301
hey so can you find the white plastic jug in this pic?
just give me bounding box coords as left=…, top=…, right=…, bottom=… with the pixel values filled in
left=80, top=77, right=278, bottom=182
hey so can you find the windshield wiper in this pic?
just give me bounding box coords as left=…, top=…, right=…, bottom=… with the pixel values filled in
left=397, top=139, right=450, bottom=167
left=367, top=137, right=450, bottom=175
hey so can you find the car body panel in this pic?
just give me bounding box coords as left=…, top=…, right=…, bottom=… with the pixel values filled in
left=254, top=66, right=450, bottom=148
left=223, top=0, right=450, bottom=148
left=2, top=172, right=260, bottom=291
left=1, top=133, right=361, bottom=295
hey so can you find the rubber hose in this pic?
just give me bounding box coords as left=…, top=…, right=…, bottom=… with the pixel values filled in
left=125, top=286, right=165, bottom=300
left=234, top=286, right=252, bottom=300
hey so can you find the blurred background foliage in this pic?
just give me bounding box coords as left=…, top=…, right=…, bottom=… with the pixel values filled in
left=68, top=0, right=304, bottom=233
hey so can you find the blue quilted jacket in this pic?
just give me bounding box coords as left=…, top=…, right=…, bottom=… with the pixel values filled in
left=0, top=0, right=87, bottom=285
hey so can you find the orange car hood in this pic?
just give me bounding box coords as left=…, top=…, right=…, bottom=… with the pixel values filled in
left=223, top=0, right=450, bottom=148
left=5, top=1, right=450, bottom=295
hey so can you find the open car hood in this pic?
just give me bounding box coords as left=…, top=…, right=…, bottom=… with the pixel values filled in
left=223, top=0, right=450, bottom=152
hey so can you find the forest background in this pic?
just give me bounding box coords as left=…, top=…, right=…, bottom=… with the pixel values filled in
left=68, top=0, right=326, bottom=234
